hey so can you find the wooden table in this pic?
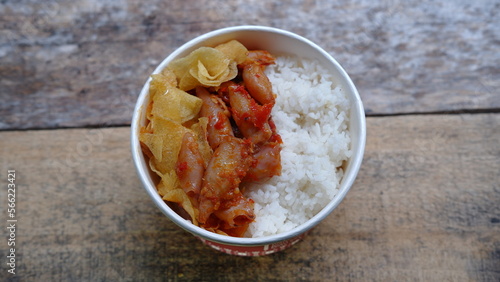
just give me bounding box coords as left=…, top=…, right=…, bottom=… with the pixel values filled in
left=1, top=1, right=499, bottom=281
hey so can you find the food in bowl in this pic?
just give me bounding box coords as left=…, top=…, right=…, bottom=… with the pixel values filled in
left=139, top=38, right=351, bottom=238
left=139, top=40, right=283, bottom=237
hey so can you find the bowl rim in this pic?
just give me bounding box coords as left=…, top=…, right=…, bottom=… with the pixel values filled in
left=131, top=25, right=366, bottom=246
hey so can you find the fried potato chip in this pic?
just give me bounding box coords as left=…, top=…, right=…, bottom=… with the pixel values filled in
left=151, top=87, right=202, bottom=124
left=160, top=68, right=178, bottom=86
left=191, top=59, right=237, bottom=88
left=140, top=116, right=190, bottom=172
left=150, top=72, right=177, bottom=99
left=156, top=170, right=178, bottom=196
left=139, top=132, right=164, bottom=162
left=215, top=40, right=249, bottom=64
left=168, top=47, right=238, bottom=91
left=163, top=188, right=199, bottom=225
left=150, top=168, right=199, bottom=225
left=145, top=125, right=200, bottom=226
left=152, top=168, right=168, bottom=196
left=147, top=71, right=180, bottom=120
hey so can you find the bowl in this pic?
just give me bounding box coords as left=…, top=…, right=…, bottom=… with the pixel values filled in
left=131, top=25, right=366, bottom=256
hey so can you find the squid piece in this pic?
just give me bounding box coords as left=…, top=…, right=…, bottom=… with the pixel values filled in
left=244, top=50, right=276, bottom=66
left=196, top=86, right=234, bottom=150
left=175, top=131, right=205, bottom=198
left=197, top=137, right=254, bottom=224
left=216, top=81, right=237, bottom=105
left=213, top=194, right=255, bottom=237
left=228, top=84, right=273, bottom=144
left=244, top=142, right=282, bottom=182
left=241, top=50, right=276, bottom=105
left=242, top=64, right=275, bottom=105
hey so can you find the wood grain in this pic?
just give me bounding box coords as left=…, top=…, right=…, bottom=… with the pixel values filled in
left=1, top=0, right=499, bottom=129
left=1, top=114, right=498, bottom=281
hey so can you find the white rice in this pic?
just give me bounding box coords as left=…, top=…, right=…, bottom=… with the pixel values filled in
left=244, top=56, right=352, bottom=238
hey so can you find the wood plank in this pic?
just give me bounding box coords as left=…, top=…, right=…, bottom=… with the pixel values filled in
left=0, top=114, right=498, bottom=280
left=1, top=1, right=499, bottom=129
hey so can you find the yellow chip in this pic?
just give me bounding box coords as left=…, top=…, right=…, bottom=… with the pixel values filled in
left=151, top=87, right=202, bottom=124
left=146, top=116, right=190, bottom=173
left=156, top=175, right=169, bottom=197
left=139, top=132, right=164, bottom=162
left=191, top=60, right=237, bottom=88
left=163, top=189, right=199, bottom=225
left=156, top=170, right=178, bottom=196
left=160, top=68, right=178, bottom=87
left=154, top=169, right=199, bottom=225
left=168, top=47, right=238, bottom=90
left=215, top=40, right=249, bottom=64
left=150, top=72, right=176, bottom=100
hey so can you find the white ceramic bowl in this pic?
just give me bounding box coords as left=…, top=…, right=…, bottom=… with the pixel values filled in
left=131, top=25, right=366, bottom=256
